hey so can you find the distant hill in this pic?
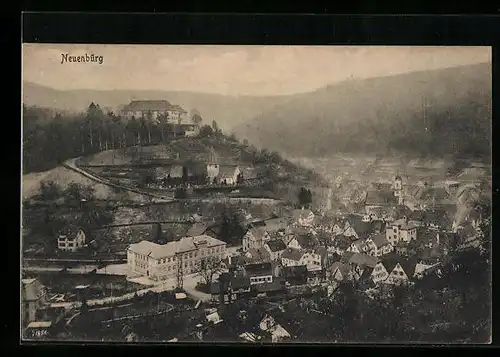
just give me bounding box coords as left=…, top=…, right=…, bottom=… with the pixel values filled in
left=234, top=63, right=492, bottom=161
left=22, top=82, right=293, bottom=131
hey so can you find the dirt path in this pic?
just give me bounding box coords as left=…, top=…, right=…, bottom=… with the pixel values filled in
left=63, top=158, right=176, bottom=202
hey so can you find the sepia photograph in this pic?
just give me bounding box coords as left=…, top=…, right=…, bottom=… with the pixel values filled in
left=21, top=44, right=492, bottom=344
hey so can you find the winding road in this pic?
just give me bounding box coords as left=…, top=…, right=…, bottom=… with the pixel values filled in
left=63, top=158, right=177, bottom=201
left=63, top=157, right=282, bottom=205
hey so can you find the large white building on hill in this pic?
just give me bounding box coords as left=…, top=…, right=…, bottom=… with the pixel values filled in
left=121, top=100, right=188, bottom=121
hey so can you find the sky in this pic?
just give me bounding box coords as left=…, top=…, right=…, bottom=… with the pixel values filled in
left=22, top=45, right=491, bottom=96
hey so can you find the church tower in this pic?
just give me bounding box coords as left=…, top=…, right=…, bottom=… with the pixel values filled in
left=207, top=147, right=219, bottom=183
left=394, top=173, right=403, bottom=205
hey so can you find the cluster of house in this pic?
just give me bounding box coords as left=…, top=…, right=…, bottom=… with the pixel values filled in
left=153, top=147, right=243, bottom=187
left=121, top=100, right=199, bottom=137
left=123, top=171, right=484, bottom=302
left=213, top=189, right=483, bottom=301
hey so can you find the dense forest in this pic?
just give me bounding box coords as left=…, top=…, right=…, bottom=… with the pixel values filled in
left=22, top=103, right=204, bottom=174
left=235, top=63, right=492, bottom=161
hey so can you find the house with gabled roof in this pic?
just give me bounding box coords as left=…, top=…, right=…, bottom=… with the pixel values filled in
left=385, top=217, right=418, bottom=246
left=264, top=239, right=287, bottom=261
left=344, top=253, right=380, bottom=279
left=244, top=247, right=271, bottom=264
left=243, top=227, right=271, bottom=252
left=216, top=165, right=241, bottom=185
left=365, top=233, right=394, bottom=257
left=395, top=239, right=419, bottom=257
left=57, top=225, right=87, bottom=252
left=380, top=254, right=419, bottom=286
left=330, top=217, right=348, bottom=236
left=22, top=278, right=49, bottom=327
left=327, top=261, right=354, bottom=282
left=357, top=266, right=376, bottom=289
left=370, top=261, right=390, bottom=285
left=281, top=248, right=305, bottom=268
left=287, top=233, right=318, bottom=251
left=210, top=272, right=251, bottom=304
left=300, top=247, right=327, bottom=272
left=346, top=239, right=370, bottom=254
left=343, top=214, right=377, bottom=240
left=263, top=217, right=289, bottom=235
left=413, top=259, right=441, bottom=280
left=327, top=234, right=352, bottom=256
left=244, top=262, right=278, bottom=285
left=259, top=314, right=292, bottom=343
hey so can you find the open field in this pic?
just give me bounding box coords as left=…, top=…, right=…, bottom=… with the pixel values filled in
left=22, top=166, right=114, bottom=200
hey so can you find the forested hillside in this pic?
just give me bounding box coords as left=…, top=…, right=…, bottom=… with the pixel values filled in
left=234, top=63, right=492, bottom=161
left=22, top=102, right=232, bottom=173
left=22, top=82, right=293, bottom=131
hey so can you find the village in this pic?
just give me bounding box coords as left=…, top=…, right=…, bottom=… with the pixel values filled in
left=22, top=140, right=489, bottom=342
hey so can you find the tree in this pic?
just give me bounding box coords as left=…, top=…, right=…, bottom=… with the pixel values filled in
left=212, top=120, right=219, bottom=133
left=182, top=166, right=189, bottom=185
left=236, top=172, right=244, bottom=185
left=190, top=108, right=203, bottom=126
left=151, top=223, right=162, bottom=244
left=80, top=298, right=89, bottom=315
left=198, top=256, right=222, bottom=285
left=199, top=125, right=214, bottom=138
left=158, top=113, right=170, bottom=143
left=219, top=210, right=246, bottom=245
left=298, top=187, right=312, bottom=208
left=64, top=183, right=95, bottom=202
left=139, top=173, right=155, bottom=188
left=85, top=102, right=105, bottom=151
left=307, top=189, right=313, bottom=206
left=39, top=180, right=62, bottom=201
